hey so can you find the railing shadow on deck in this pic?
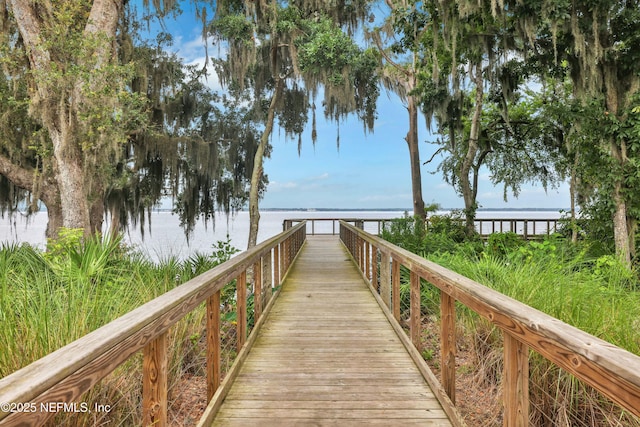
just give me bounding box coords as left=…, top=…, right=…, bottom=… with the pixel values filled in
left=339, top=220, right=640, bottom=426
left=0, top=222, right=307, bottom=427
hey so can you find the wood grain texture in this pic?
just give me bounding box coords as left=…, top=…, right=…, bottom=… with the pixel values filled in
left=143, top=332, right=168, bottom=427
left=206, top=236, right=454, bottom=426
left=339, top=221, right=640, bottom=419
left=0, top=223, right=306, bottom=426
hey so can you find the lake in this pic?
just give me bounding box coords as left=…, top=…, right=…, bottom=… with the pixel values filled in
left=0, top=209, right=564, bottom=262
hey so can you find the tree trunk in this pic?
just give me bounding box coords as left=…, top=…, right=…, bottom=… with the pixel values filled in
left=8, top=0, right=121, bottom=238
left=460, top=63, right=483, bottom=235
left=406, top=94, right=426, bottom=221
left=49, top=129, right=92, bottom=234
left=570, top=154, right=578, bottom=243
left=247, top=78, right=284, bottom=249
left=612, top=179, right=631, bottom=265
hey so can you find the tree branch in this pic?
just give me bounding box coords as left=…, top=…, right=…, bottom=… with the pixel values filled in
left=0, top=152, right=35, bottom=192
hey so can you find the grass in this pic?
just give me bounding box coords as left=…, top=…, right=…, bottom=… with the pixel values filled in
left=0, top=232, right=240, bottom=425
left=382, top=215, right=640, bottom=426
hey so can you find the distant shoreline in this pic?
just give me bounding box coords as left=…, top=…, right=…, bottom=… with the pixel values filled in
left=144, top=207, right=569, bottom=213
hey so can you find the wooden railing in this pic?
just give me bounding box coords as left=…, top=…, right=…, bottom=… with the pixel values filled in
left=339, top=221, right=640, bottom=425
left=283, top=218, right=389, bottom=235
left=0, top=222, right=306, bottom=426
left=284, top=217, right=561, bottom=239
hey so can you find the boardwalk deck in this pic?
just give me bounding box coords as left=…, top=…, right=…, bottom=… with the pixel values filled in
left=208, top=235, right=454, bottom=426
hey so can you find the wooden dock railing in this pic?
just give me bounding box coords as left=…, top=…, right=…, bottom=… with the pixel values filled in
left=0, top=222, right=306, bottom=426
left=284, top=217, right=561, bottom=239
left=339, top=220, right=640, bottom=425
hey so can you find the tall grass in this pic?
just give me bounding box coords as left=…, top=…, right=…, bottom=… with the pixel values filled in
left=382, top=216, right=640, bottom=426
left=0, top=231, right=239, bottom=425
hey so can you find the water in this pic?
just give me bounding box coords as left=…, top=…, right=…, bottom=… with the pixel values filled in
left=0, top=209, right=564, bottom=262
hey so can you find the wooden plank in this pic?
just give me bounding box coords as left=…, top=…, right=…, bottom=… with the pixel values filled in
left=142, top=332, right=168, bottom=427
left=0, top=223, right=308, bottom=426
left=392, top=259, right=401, bottom=321
left=503, top=333, right=529, bottom=427
left=410, top=270, right=421, bottom=350
left=236, top=271, right=247, bottom=351
left=206, top=292, right=221, bottom=400
left=339, top=221, right=640, bottom=419
left=204, top=236, right=455, bottom=426
left=441, top=291, right=456, bottom=404
left=379, top=250, right=391, bottom=308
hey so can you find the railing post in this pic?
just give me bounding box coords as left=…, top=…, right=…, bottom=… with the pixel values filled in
left=274, top=244, right=280, bottom=285
left=206, top=291, right=221, bottom=399
left=371, top=244, right=378, bottom=292
left=392, top=259, right=400, bottom=321
left=265, top=251, right=272, bottom=300
left=441, top=292, right=456, bottom=404
left=254, top=258, right=263, bottom=323
left=504, top=333, right=530, bottom=427
left=365, top=242, right=371, bottom=281
left=236, top=271, right=247, bottom=351
left=380, top=250, right=391, bottom=308
left=410, top=271, right=421, bottom=350
left=143, top=332, right=168, bottom=427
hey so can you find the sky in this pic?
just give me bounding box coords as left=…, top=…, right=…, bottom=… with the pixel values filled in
left=144, top=3, right=570, bottom=211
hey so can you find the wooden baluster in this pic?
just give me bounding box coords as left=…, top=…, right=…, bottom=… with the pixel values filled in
left=365, top=242, right=371, bottom=281
left=392, top=259, right=400, bottom=321
left=380, top=250, right=391, bottom=308
left=236, top=271, right=247, bottom=351
left=254, top=258, right=263, bottom=323
left=441, top=292, right=456, bottom=404
left=143, top=332, right=168, bottom=427
left=410, top=271, right=421, bottom=350
left=274, top=244, right=280, bottom=286
left=371, top=245, right=378, bottom=292
left=206, top=291, right=221, bottom=399
left=504, top=333, right=530, bottom=427
left=265, top=251, right=272, bottom=300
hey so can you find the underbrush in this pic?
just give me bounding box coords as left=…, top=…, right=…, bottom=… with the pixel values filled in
left=0, top=230, right=240, bottom=426
left=382, top=214, right=640, bottom=426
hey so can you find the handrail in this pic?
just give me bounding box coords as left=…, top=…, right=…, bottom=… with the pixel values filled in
left=0, top=222, right=307, bottom=426
left=284, top=217, right=561, bottom=239
left=339, top=220, right=640, bottom=425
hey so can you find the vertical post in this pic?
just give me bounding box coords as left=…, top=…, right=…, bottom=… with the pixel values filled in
left=365, top=242, right=371, bottom=281
left=143, top=332, right=168, bottom=427
left=264, top=251, right=272, bottom=300
left=236, top=271, right=247, bottom=351
left=503, top=333, right=530, bottom=427
left=441, top=292, right=456, bottom=404
left=254, top=258, right=263, bottom=323
left=206, top=291, right=221, bottom=400
left=410, top=271, right=421, bottom=350
left=379, top=250, right=391, bottom=308
left=274, top=245, right=280, bottom=286
left=392, top=259, right=400, bottom=321
left=372, top=245, right=378, bottom=292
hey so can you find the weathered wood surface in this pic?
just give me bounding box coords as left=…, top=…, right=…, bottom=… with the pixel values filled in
left=340, top=220, right=640, bottom=420
left=208, top=236, right=454, bottom=426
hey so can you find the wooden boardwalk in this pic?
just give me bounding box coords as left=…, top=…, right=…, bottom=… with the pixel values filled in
left=208, top=235, right=454, bottom=426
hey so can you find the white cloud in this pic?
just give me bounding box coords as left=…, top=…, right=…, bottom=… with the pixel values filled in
left=268, top=181, right=298, bottom=192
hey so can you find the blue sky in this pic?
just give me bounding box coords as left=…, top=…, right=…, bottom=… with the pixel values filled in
left=148, top=4, right=570, bottom=211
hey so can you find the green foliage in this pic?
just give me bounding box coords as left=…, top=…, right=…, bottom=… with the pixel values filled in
left=382, top=211, right=482, bottom=256
left=486, top=232, right=523, bottom=258
left=0, top=236, right=241, bottom=423
left=209, top=13, right=254, bottom=43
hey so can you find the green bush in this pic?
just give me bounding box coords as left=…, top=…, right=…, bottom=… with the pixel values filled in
left=486, top=232, right=523, bottom=258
